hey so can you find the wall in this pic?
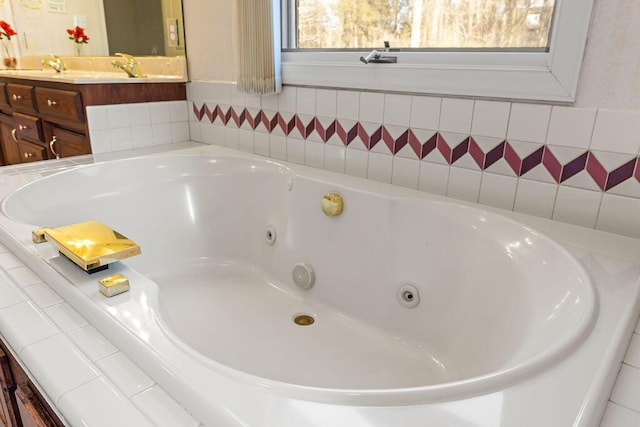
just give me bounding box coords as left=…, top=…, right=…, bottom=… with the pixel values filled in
left=181, top=0, right=640, bottom=239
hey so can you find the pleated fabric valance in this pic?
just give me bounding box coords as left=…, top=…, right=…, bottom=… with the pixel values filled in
left=235, top=0, right=282, bottom=95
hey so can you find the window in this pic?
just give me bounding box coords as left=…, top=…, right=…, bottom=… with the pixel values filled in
left=281, top=0, right=595, bottom=102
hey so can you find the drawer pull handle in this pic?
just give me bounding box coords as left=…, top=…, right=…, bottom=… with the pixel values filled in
left=10, top=129, right=18, bottom=142
left=12, top=94, right=22, bottom=101
left=49, top=136, right=60, bottom=159
left=23, top=152, right=33, bottom=159
left=18, top=124, right=29, bottom=131
left=47, top=99, right=57, bottom=107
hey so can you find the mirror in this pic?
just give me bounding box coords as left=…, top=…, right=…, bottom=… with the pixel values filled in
left=4, top=0, right=185, bottom=57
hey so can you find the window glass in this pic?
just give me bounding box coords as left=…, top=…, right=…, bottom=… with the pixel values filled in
left=289, top=0, right=555, bottom=50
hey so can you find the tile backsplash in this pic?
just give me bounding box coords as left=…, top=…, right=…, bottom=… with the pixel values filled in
left=188, top=81, right=639, bottom=238
left=86, top=101, right=190, bottom=154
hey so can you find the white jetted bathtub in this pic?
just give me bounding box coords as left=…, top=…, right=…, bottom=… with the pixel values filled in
left=0, top=147, right=636, bottom=426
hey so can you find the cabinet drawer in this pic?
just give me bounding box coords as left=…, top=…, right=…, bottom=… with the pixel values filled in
left=16, top=140, right=46, bottom=163
left=13, top=113, right=43, bottom=143
left=35, top=88, right=83, bottom=122
left=6, top=84, right=35, bottom=112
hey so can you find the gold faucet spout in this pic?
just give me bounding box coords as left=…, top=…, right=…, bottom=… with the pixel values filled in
left=111, top=52, right=146, bottom=78
left=41, top=54, right=66, bottom=73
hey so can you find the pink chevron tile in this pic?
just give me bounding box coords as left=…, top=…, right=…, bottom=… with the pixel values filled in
left=295, top=115, right=315, bottom=139
left=369, top=126, right=383, bottom=150
left=606, top=158, right=637, bottom=191
left=469, top=137, right=485, bottom=169
left=437, top=134, right=452, bottom=164
left=636, top=158, right=640, bottom=182
left=485, top=141, right=506, bottom=169
left=193, top=103, right=206, bottom=121
left=542, top=147, right=562, bottom=182
left=504, top=142, right=522, bottom=175
left=204, top=104, right=215, bottom=123
left=382, top=127, right=395, bottom=152
left=521, top=147, right=544, bottom=176
left=393, top=130, right=410, bottom=154
left=336, top=121, right=358, bottom=146
left=586, top=152, right=607, bottom=190
left=560, top=152, right=588, bottom=183
left=451, top=137, right=470, bottom=165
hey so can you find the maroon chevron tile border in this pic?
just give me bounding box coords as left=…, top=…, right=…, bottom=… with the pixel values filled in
left=193, top=103, right=640, bottom=192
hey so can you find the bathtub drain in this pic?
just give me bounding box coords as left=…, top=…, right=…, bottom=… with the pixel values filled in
left=294, top=314, right=315, bottom=326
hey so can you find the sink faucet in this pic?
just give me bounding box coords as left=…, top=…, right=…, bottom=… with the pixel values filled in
left=111, top=53, right=146, bottom=78
left=41, top=55, right=67, bottom=73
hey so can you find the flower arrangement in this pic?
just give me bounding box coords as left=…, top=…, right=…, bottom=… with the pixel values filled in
left=67, top=26, right=89, bottom=44
left=0, top=21, right=17, bottom=69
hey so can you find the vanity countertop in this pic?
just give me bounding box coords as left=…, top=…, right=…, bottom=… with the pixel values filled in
left=0, top=69, right=187, bottom=84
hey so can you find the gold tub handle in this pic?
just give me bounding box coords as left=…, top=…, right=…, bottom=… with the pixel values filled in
left=322, top=193, right=344, bottom=217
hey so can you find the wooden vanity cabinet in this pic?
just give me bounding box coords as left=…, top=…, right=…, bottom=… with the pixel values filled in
left=0, top=340, right=62, bottom=427
left=0, top=77, right=186, bottom=166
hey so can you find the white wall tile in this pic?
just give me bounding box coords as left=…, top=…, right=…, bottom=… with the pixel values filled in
left=270, top=135, right=287, bottom=160
left=305, top=141, right=324, bottom=169
left=479, top=173, right=517, bottom=210
left=132, top=126, right=154, bottom=148
left=471, top=100, right=511, bottom=139
left=418, top=162, right=449, bottom=196
left=0, top=252, right=23, bottom=270
left=514, top=179, right=558, bottom=219
left=447, top=167, right=481, bottom=203
left=129, top=104, right=152, bottom=126
left=286, top=137, right=305, bottom=164
left=106, top=105, right=131, bottom=128
left=410, top=96, right=441, bottom=130
left=151, top=123, right=172, bottom=145
left=507, top=103, right=551, bottom=143
left=254, top=132, right=270, bottom=157
left=392, top=157, right=420, bottom=189
left=244, top=94, right=261, bottom=109
left=0, top=301, right=58, bottom=353
left=367, top=152, right=393, bottom=183
left=225, top=127, right=239, bottom=150
left=337, top=90, right=360, bottom=121
left=546, top=106, right=596, bottom=149
left=439, top=98, right=474, bottom=134
left=600, top=402, right=640, bottom=427
left=110, top=128, right=133, bottom=152
left=296, top=88, right=316, bottom=115
left=86, top=106, right=109, bottom=131
left=359, top=92, right=385, bottom=123
left=261, top=93, right=278, bottom=111
left=591, top=109, right=640, bottom=154
left=552, top=186, right=602, bottom=228
left=610, top=364, right=640, bottom=412
left=89, top=129, right=112, bottom=153
left=625, top=334, right=640, bottom=368
left=170, top=122, right=190, bottom=142
left=237, top=129, right=254, bottom=153
left=324, top=144, right=346, bottom=173
left=168, top=101, right=189, bottom=122
left=383, top=94, right=412, bottom=127
left=188, top=122, right=201, bottom=142
left=316, top=89, right=337, bottom=117
left=345, top=148, right=369, bottom=178
left=597, top=194, right=640, bottom=238
left=149, top=102, right=171, bottom=124
left=278, top=86, right=297, bottom=113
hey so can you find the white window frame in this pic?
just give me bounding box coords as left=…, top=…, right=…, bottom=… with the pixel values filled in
left=281, top=0, right=594, bottom=102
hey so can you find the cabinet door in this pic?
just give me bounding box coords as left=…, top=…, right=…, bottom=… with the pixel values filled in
left=0, top=120, right=21, bottom=166
left=15, top=387, right=56, bottom=427
left=0, top=348, right=18, bottom=427
left=49, top=127, right=90, bottom=159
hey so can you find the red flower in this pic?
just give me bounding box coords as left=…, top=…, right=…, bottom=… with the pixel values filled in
left=0, top=21, right=17, bottom=40
left=67, top=26, right=89, bottom=44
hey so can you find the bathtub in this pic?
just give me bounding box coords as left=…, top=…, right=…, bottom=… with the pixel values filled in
left=0, top=146, right=637, bottom=426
